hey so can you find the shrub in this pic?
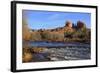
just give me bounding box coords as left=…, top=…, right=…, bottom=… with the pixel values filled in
left=23, top=52, right=32, bottom=62
left=40, top=31, right=50, bottom=40
left=22, top=19, right=31, bottom=40
left=51, top=32, right=64, bottom=41
left=64, top=31, right=74, bottom=38
left=30, top=31, right=42, bottom=41
left=40, top=31, right=64, bottom=41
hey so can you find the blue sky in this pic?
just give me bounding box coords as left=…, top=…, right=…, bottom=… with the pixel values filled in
left=22, top=10, right=91, bottom=30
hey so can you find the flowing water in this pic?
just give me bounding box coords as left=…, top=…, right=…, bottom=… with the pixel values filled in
left=24, top=41, right=91, bottom=61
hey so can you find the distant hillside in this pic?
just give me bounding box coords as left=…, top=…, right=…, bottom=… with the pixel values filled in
left=23, top=20, right=91, bottom=43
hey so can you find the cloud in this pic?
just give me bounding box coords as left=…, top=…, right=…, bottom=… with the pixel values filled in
left=48, top=14, right=61, bottom=20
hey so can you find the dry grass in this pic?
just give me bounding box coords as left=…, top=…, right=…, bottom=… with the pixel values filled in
left=31, top=47, right=45, bottom=53
left=23, top=52, right=32, bottom=62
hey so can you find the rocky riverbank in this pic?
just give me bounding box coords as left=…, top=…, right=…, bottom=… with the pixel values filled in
left=23, top=45, right=90, bottom=63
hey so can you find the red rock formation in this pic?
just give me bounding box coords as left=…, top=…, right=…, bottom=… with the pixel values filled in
left=65, top=21, right=72, bottom=28
left=77, top=21, right=86, bottom=29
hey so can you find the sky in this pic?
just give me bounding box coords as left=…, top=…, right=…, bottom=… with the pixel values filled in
left=22, top=10, right=91, bottom=30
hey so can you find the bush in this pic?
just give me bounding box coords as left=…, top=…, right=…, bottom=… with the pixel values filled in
left=51, top=32, right=64, bottom=41
left=23, top=52, right=32, bottom=62
left=30, top=31, right=41, bottom=41
left=40, top=31, right=50, bottom=40
left=22, top=19, right=31, bottom=40
left=40, top=31, right=64, bottom=41
left=64, top=31, right=74, bottom=38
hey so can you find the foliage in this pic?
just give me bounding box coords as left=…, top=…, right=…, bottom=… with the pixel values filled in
left=40, top=31, right=50, bottom=40
left=22, top=19, right=31, bottom=40
left=30, top=32, right=41, bottom=41
left=23, top=47, right=32, bottom=62
left=23, top=52, right=33, bottom=62
left=64, top=31, right=74, bottom=38
left=40, top=31, right=64, bottom=41
left=22, top=19, right=90, bottom=43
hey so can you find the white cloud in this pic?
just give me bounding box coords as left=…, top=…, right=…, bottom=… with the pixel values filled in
left=48, top=14, right=61, bottom=20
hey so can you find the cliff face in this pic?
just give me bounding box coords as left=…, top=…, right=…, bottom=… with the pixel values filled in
left=77, top=21, right=86, bottom=29
left=31, top=21, right=86, bottom=33
left=39, top=21, right=74, bottom=33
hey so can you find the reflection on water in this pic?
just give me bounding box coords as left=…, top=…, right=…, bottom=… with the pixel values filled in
left=28, top=41, right=90, bottom=48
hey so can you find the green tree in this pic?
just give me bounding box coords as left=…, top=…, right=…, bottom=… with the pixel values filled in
left=64, top=31, right=74, bottom=38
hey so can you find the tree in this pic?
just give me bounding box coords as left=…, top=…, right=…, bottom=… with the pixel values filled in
left=30, top=32, right=41, bottom=41
left=64, top=31, right=74, bottom=38
left=22, top=18, right=31, bottom=40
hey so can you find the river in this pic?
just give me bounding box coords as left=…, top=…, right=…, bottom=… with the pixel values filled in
left=24, top=41, right=91, bottom=62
